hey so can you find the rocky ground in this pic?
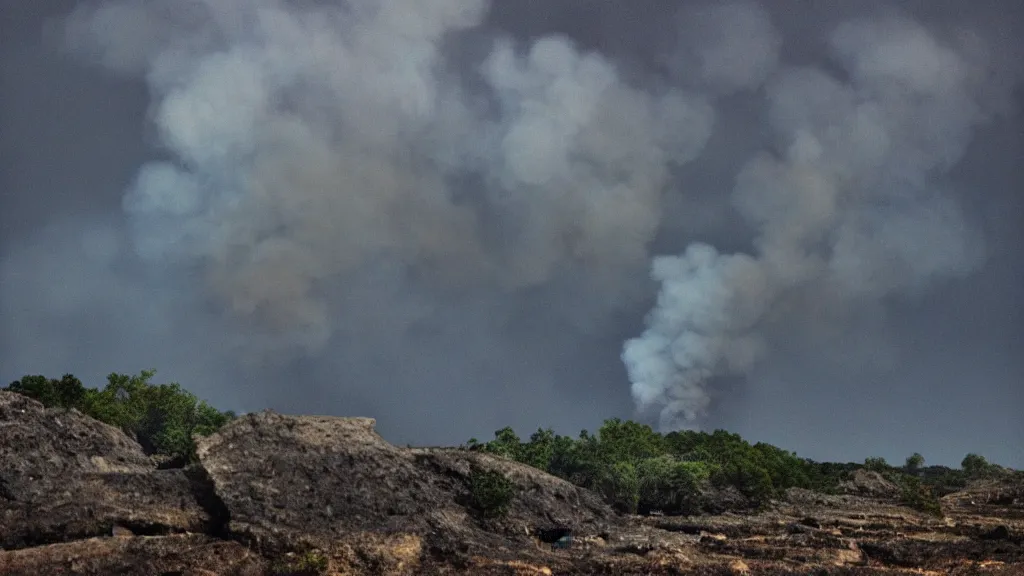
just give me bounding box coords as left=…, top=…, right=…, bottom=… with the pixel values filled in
left=2, top=390, right=1021, bottom=575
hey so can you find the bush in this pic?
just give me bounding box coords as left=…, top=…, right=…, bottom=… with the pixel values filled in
left=468, top=467, right=516, bottom=518
left=637, top=456, right=714, bottom=514
left=5, top=370, right=234, bottom=463
left=864, top=457, right=889, bottom=472
left=898, top=476, right=942, bottom=516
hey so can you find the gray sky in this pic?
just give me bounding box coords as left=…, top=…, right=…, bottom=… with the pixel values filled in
left=2, top=0, right=1021, bottom=468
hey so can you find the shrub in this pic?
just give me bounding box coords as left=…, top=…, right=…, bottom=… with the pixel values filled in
left=898, top=476, right=943, bottom=516
left=864, top=457, right=889, bottom=472
left=469, top=467, right=516, bottom=518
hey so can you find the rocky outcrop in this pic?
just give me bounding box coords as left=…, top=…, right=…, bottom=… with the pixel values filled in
left=0, top=534, right=263, bottom=576
left=2, top=390, right=1022, bottom=575
left=0, top=392, right=211, bottom=549
left=194, top=410, right=615, bottom=566
left=838, top=469, right=902, bottom=498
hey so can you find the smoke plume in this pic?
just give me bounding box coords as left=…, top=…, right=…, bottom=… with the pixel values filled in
left=624, top=14, right=1009, bottom=429
left=63, top=0, right=713, bottom=359
left=2, top=0, right=1020, bottom=462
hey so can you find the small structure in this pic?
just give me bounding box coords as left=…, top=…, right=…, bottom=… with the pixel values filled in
left=536, top=526, right=573, bottom=551
left=551, top=533, right=573, bottom=550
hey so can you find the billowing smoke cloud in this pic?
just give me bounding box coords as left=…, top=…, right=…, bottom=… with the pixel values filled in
left=3, top=0, right=1020, bottom=461
left=624, top=14, right=1009, bottom=429
left=63, top=0, right=714, bottom=359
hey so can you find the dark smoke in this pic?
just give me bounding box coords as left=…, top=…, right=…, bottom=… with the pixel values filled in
left=625, top=12, right=1012, bottom=429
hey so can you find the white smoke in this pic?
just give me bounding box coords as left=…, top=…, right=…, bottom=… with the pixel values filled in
left=624, top=14, right=1006, bottom=429
left=57, top=0, right=1016, bottom=433
left=63, top=0, right=715, bottom=358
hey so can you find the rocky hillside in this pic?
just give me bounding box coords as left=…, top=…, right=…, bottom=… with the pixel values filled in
left=1, top=390, right=1021, bottom=575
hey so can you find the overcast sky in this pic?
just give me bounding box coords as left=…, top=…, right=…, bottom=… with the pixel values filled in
left=2, top=0, right=1021, bottom=468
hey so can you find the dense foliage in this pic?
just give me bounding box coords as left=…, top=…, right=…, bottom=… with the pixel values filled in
left=467, top=419, right=1014, bottom=516
left=5, top=370, right=235, bottom=462
left=467, top=419, right=843, bottom=514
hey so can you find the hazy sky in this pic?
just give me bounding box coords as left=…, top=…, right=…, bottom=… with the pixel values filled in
left=2, top=0, right=1021, bottom=468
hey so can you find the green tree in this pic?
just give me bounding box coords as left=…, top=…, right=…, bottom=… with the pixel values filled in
left=547, top=431, right=597, bottom=486
left=484, top=427, right=522, bottom=460
left=5, top=370, right=234, bottom=462
left=597, top=418, right=666, bottom=463
left=603, top=460, right=640, bottom=514
left=905, top=453, right=925, bottom=475
left=82, top=371, right=236, bottom=460
left=664, top=429, right=704, bottom=457
left=7, top=374, right=82, bottom=409
left=520, top=428, right=556, bottom=471
left=752, top=442, right=817, bottom=491
left=961, top=453, right=994, bottom=478
left=637, top=455, right=715, bottom=514
left=54, top=374, right=87, bottom=409
left=864, top=456, right=889, bottom=472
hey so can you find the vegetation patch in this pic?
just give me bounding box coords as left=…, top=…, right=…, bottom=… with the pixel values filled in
left=467, top=419, right=1015, bottom=516
left=896, top=476, right=943, bottom=516
left=468, top=467, right=516, bottom=518
left=5, top=371, right=235, bottom=463
left=4, top=369, right=1016, bottom=520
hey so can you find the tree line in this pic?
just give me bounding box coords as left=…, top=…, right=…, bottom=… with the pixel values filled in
left=3, top=371, right=1012, bottom=516
left=465, top=419, right=1014, bottom=516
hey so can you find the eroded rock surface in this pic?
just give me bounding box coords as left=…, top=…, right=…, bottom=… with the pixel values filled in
left=0, top=392, right=210, bottom=549
left=194, top=411, right=615, bottom=565
left=838, top=469, right=902, bottom=498
left=3, top=393, right=1022, bottom=575
left=0, top=534, right=263, bottom=576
